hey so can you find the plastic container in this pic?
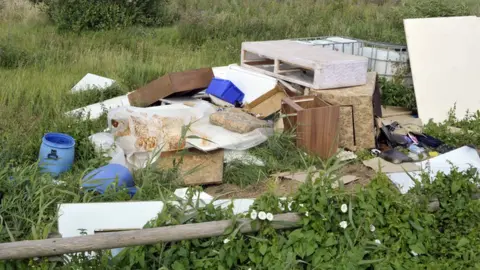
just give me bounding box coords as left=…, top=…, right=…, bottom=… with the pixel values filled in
left=82, top=164, right=135, bottom=195
left=38, top=133, right=76, bottom=176
left=205, top=78, right=244, bottom=105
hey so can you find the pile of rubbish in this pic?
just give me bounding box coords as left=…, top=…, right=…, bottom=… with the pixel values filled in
left=23, top=17, right=480, bottom=260
left=39, top=25, right=480, bottom=198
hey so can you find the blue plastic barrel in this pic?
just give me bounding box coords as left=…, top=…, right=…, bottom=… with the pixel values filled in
left=38, top=133, right=75, bottom=176
left=82, top=164, right=135, bottom=196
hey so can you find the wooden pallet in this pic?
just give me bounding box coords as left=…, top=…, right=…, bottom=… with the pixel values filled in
left=241, top=40, right=368, bottom=90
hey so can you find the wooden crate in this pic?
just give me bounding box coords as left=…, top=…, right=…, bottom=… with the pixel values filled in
left=241, top=40, right=368, bottom=89
left=157, top=149, right=224, bottom=186
left=281, top=96, right=340, bottom=159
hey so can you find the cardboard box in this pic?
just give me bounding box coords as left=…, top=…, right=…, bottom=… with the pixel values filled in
left=244, top=84, right=287, bottom=118
left=128, top=68, right=214, bottom=107
left=312, top=72, right=381, bottom=150
left=157, top=149, right=224, bottom=186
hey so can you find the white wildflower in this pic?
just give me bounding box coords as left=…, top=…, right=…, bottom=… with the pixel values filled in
left=411, top=250, right=418, bottom=256
left=339, top=221, right=348, bottom=229
left=258, top=211, right=267, bottom=220
left=278, top=202, right=285, bottom=211
left=374, top=239, right=381, bottom=245
left=299, top=203, right=304, bottom=208
left=223, top=238, right=230, bottom=244
left=341, top=204, right=348, bottom=213
left=305, top=211, right=309, bottom=217
left=266, top=213, right=274, bottom=221
left=370, top=224, right=376, bottom=232
left=287, top=202, right=293, bottom=211
left=250, top=210, right=258, bottom=220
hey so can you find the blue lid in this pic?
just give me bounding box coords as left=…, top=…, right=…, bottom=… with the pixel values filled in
left=42, top=133, right=76, bottom=149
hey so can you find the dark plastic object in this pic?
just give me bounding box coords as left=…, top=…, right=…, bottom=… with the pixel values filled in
left=411, top=132, right=444, bottom=148
left=380, top=149, right=414, bottom=164
left=381, top=125, right=409, bottom=148
left=206, top=78, right=245, bottom=104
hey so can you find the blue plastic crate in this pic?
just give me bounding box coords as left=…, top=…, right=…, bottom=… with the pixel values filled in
left=206, top=78, right=245, bottom=105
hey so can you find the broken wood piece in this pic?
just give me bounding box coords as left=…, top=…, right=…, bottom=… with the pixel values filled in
left=128, top=68, right=214, bottom=107
left=0, top=213, right=301, bottom=260
left=279, top=80, right=302, bottom=94
left=157, top=149, right=224, bottom=186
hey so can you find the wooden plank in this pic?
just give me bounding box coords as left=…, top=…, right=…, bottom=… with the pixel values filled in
left=297, top=105, right=340, bottom=159
left=128, top=68, right=214, bottom=107
left=157, top=149, right=224, bottom=186
left=0, top=213, right=301, bottom=260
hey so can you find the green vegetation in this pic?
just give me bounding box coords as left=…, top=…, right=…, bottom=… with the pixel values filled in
left=1, top=0, right=480, bottom=268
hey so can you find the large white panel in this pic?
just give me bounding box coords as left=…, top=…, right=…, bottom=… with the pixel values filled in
left=404, top=16, right=480, bottom=123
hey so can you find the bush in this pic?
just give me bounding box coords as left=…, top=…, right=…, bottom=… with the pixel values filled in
left=43, top=0, right=177, bottom=32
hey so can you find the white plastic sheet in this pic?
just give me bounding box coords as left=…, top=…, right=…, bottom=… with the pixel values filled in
left=67, top=95, right=130, bottom=120
left=107, top=103, right=214, bottom=170
left=388, top=146, right=480, bottom=194
left=71, top=73, right=116, bottom=93
left=187, top=116, right=272, bottom=152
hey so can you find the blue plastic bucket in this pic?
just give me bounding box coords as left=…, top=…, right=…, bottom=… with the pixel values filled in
left=38, top=133, right=75, bottom=176
left=82, top=164, right=135, bottom=196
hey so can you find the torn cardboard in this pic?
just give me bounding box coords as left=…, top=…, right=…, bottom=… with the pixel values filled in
left=244, top=84, right=287, bottom=118
left=128, top=68, right=214, bottom=107
left=273, top=170, right=358, bottom=188
left=363, top=157, right=420, bottom=173
left=157, top=149, right=224, bottom=186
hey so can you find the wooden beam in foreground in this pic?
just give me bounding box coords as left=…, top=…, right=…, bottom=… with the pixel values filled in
left=0, top=213, right=301, bottom=260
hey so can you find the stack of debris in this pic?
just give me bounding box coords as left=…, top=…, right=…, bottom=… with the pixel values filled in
left=65, top=38, right=385, bottom=192
left=64, top=20, right=480, bottom=196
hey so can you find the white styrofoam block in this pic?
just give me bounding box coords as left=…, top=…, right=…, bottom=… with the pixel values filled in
left=66, top=95, right=130, bottom=120
left=212, top=66, right=229, bottom=79
left=214, top=199, right=255, bottom=215
left=174, top=188, right=214, bottom=206
left=404, top=16, right=480, bottom=123
left=226, top=64, right=278, bottom=104
left=71, top=73, right=116, bottom=93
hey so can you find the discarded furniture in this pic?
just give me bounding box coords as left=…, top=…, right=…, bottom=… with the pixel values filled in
left=281, top=96, right=340, bottom=159
left=128, top=68, right=214, bottom=107
left=241, top=40, right=368, bottom=89
left=311, top=72, right=381, bottom=150
left=157, top=149, right=224, bottom=186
